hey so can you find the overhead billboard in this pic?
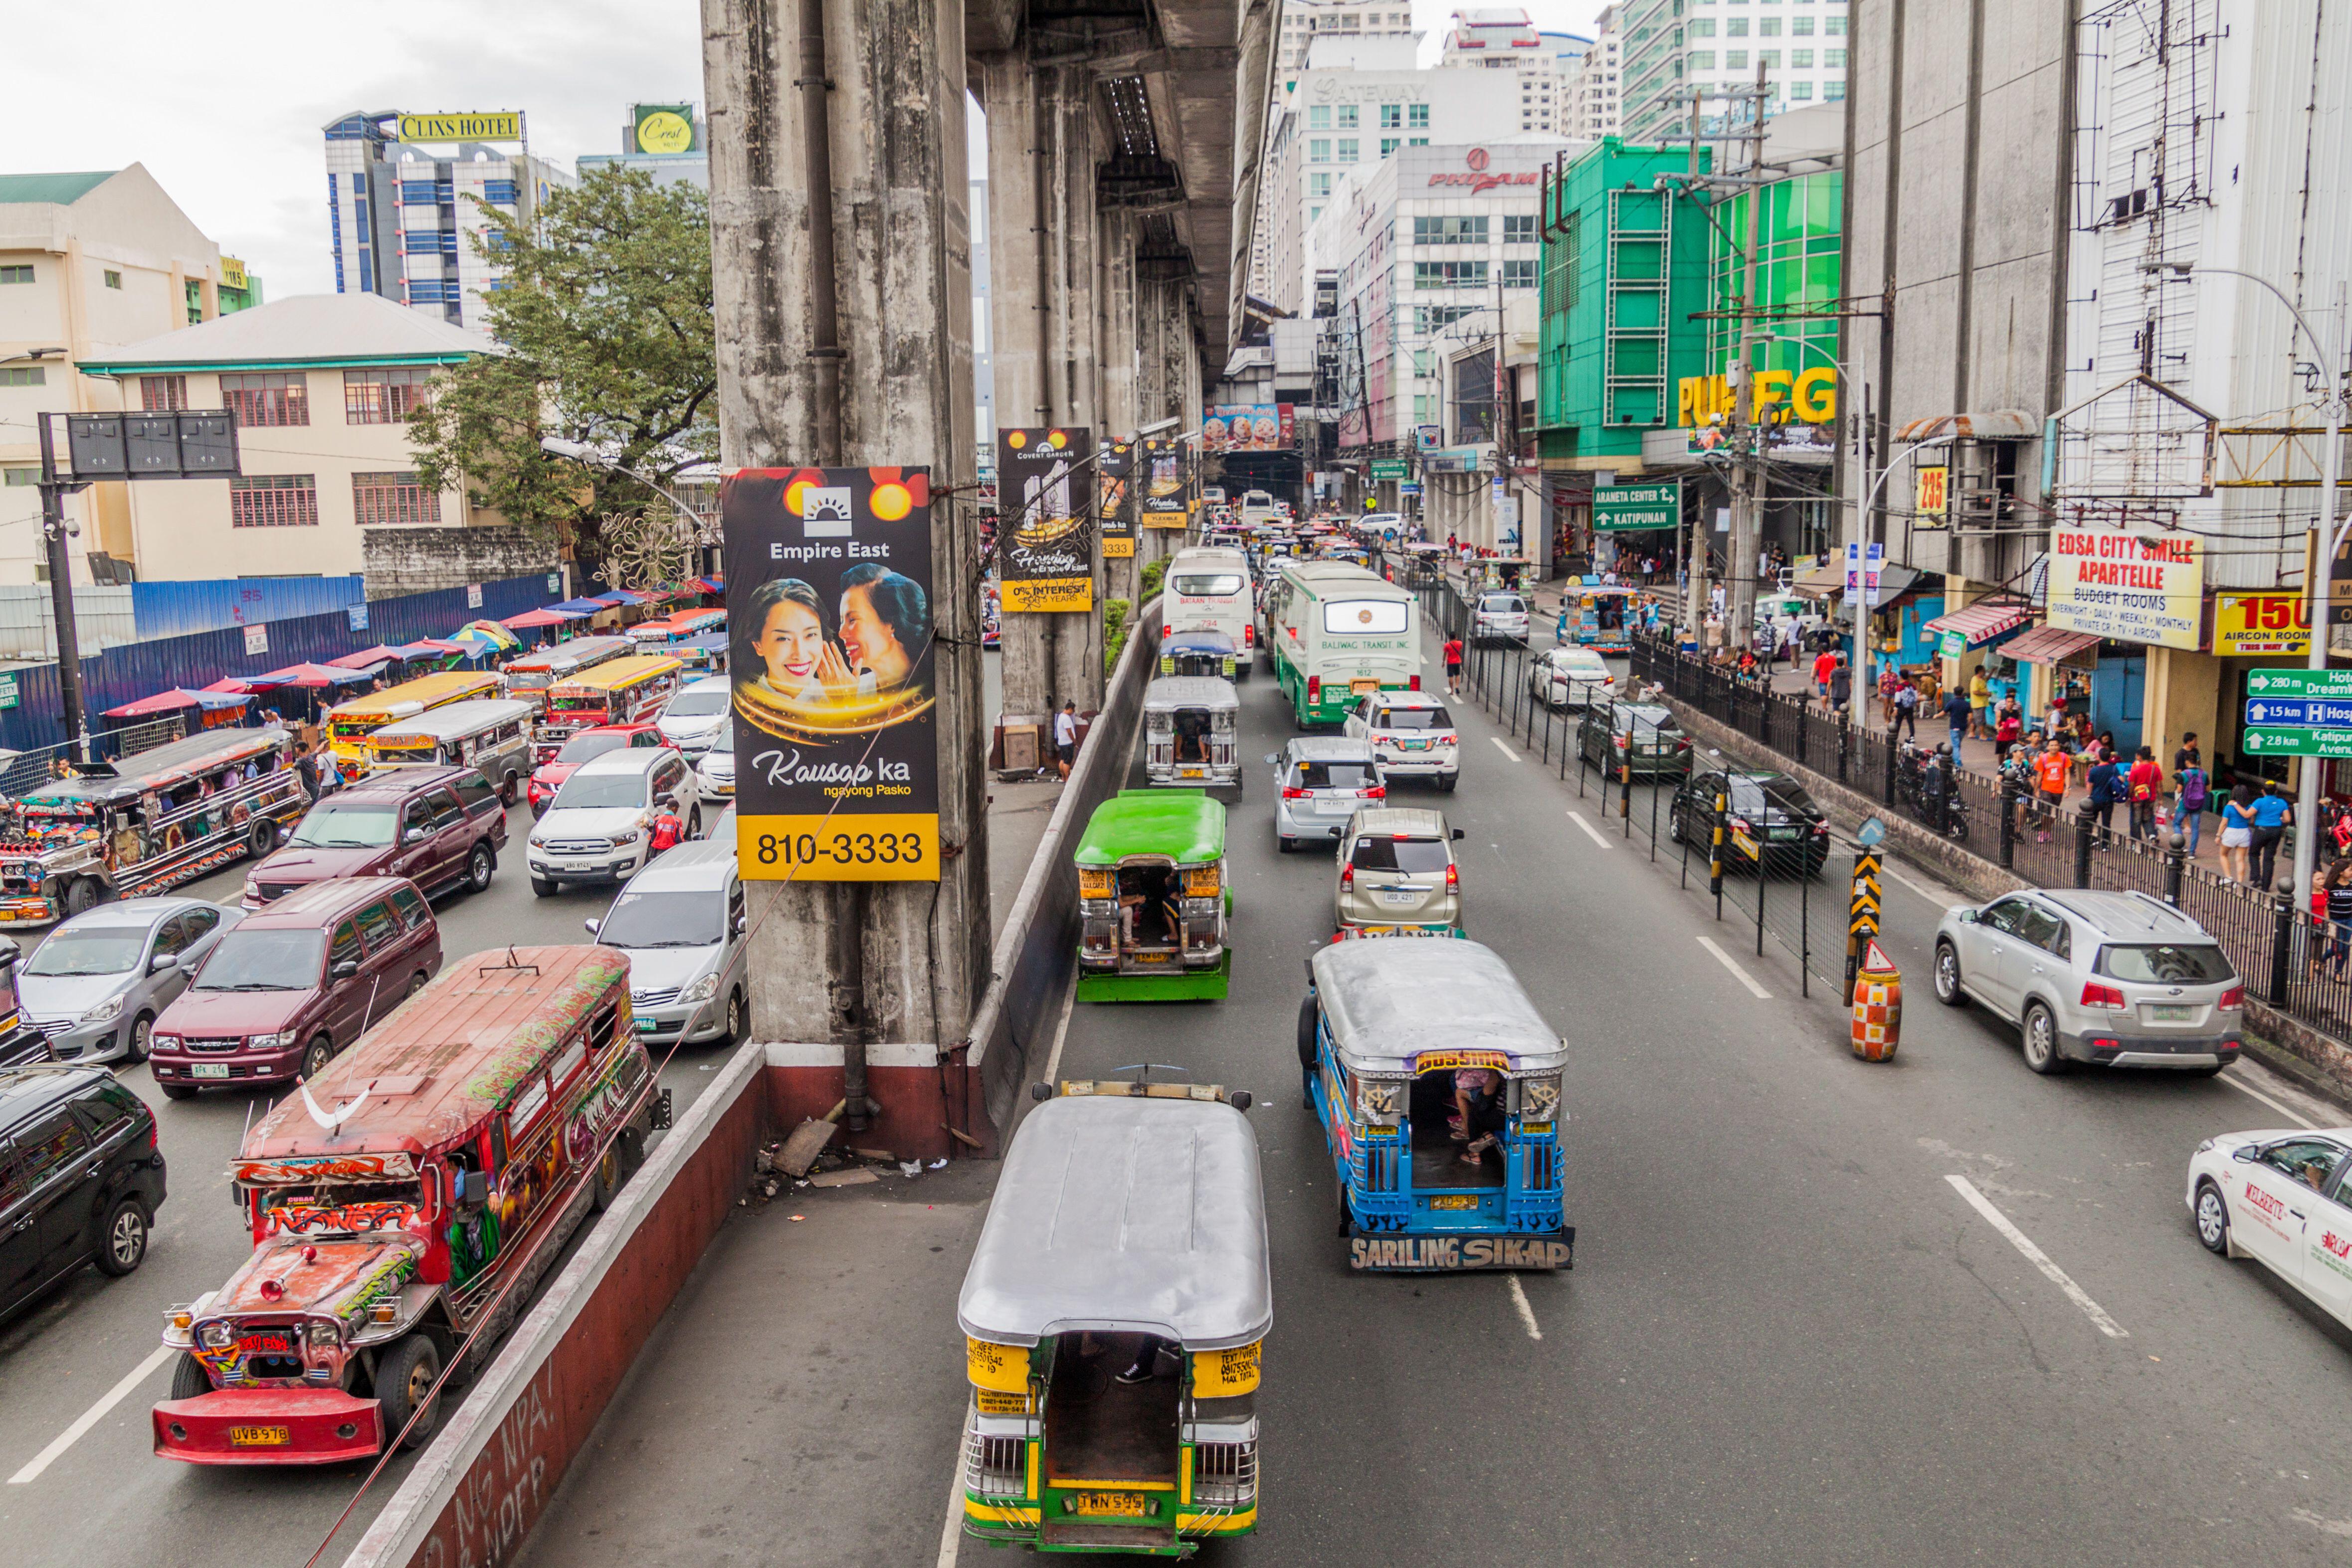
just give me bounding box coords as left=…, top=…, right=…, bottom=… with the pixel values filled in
left=631, top=104, right=698, bottom=155
left=996, top=427, right=1096, bottom=611
left=2047, top=526, right=2204, bottom=650
left=1202, top=405, right=1294, bottom=453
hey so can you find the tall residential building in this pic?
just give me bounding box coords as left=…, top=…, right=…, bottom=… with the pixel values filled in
left=577, top=103, right=710, bottom=191
left=1436, top=8, right=1593, bottom=135
left=1276, top=0, right=1419, bottom=73
left=1565, top=5, right=1624, bottom=138
left=323, top=110, right=574, bottom=332
left=1617, top=0, right=1849, bottom=142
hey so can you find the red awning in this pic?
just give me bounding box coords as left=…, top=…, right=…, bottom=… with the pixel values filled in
left=1922, top=598, right=2033, bottom=646
left=2001, top=625, right=2103, bottom=667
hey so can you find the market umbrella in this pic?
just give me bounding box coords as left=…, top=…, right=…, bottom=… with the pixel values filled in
left=452, top=619, right=523, bottom=652
left=102, top=687, right=251, bottom=720
left=551, top=597, right=609, bottom=615
left=392, top=639, right=471, bottom=659
left=590, top=589, right=643, bottom=606
left=502, top=607, right=582, bottom=630
left=253, top=662, right=374, bottom=688
left=329, top=644, right=414, bottom=670
left=202, top=676, right=266, bottom=695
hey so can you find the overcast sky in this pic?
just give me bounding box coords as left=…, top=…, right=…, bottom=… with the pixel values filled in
left=1, top=0, right=1605, bottom=302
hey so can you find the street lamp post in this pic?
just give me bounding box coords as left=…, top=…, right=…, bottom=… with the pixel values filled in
left=8, top=351, right=87, bottom=758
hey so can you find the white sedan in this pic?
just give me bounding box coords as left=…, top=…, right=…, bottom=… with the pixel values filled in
left=1529, top=646, right=1615, bottom=709
left=2186, top=1127, right=2352, bottom=1328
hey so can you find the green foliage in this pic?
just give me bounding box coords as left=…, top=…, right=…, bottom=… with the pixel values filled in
left=1102, top=597, right=1133, bottom=673
left=1139, top=558, right=1168, bottom=604
left=407, top=166, right=716, bottom=575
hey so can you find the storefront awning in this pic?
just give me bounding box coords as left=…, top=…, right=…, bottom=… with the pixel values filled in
left=1923, top=598, right=2033, bottom=646
left=2000, top=625, right=2103, bottom=667
left=1791, top=564, right=1843, bottom=600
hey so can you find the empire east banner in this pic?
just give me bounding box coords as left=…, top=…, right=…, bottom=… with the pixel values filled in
left=2047, top=527, right=2204, bottom=650
left=722, top=467, right=940, bottom=881
left=1140, top=436, right=1190, bottom=528
left=1099, top=439, right=1136, bottom=560
left=997, top=427, right=1096, bottom=611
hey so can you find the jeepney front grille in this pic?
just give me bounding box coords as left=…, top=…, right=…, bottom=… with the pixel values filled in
left=1188, top=1440, right=1257, bottom=1511
left=965, top=1430, right=1027, bottom=1499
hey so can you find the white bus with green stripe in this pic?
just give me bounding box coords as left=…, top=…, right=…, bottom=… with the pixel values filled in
left=1265, top=563, right=1424, bottom=728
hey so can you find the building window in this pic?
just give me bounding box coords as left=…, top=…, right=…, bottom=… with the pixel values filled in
left=1826, top=47, right=1845, bottom=66
left=1380, top=104, right=1402, bottom=128
left=0, top=367, right=45, bottom=388
left=1380, top=138, right=1401, bottom=157
left=140, top=375, right=187, bottom=411
left=1825, top=80, right=1845, bottom=100
left=1727, top=17, right=1748, bottom=34
left=1502, top=259, right=1537, bottom=288
left=103, top=269, right=123, bottom=290
left=1408, top=103, right=1429, bottom=128
left=1309, top=105, right=1331, bottom=129
left=352, top=471, right=442, bottom=525
left=1338, top=139, right=1359, bottom=161
left=1413, top=260, right=1488, bottom=289
left=1691, top=17, right=1715, bottom=34
left=1793, top=48, right=1813, bottom=66
left=1413, top=394, right=1433, bottom=422
left=221, top=372, right=310, bottom=427
left=1793, top=15, right=1815, bottom=33
left=1760, top=17, right=1781, bottom=35
left=1826, top=15, right=1845, bottom=33
left=0, top=264, right=32, bottom=285
left=345, top=367, right=434, bottom=424
left=1336, top=104, right=1358, bottom=128
left=1690, top=50, right=1715, bottom=68
left=2, top=468, right=37, bottom=487
left=1414, top=215, right=1489, bottom=245
left=1408, top=137, right=1429, bottom=146
left=1503, top=213, right=1537, bottom=242
left=1761, top=50, right=1780, bottom=66
left=1309, top=173, right=1333, bottom=197
left=1310, top=205, right=1324, bottom=223
left=1727, top=50, right=1748, bottom=67
left=229, top=474, right=319, bottom=528
left=1310, top=139, right=1332, bottom=163
left=1791, top=80, right=1814, bottom=98
left=1414, top=305, right=1474, bottom=333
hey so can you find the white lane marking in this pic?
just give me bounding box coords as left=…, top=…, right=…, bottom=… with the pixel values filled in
left=2217, top=1071, right=2317, bottom=1130
left=1944, top=1174, right=2129, bottom=1340
left=936, top=1412, right=972, bottom=1567
left=1694, top=936, right=1772, bottom=999
left=8, top=1343, right=174, bottom=1484
left=1878, top=862, right=1953, bottom=905
left=1505, top=1275, right=1543, bottom=1341
left=1038, top=964, right=1080, bottom=1087
left=1565, top=811, right=1614, bottom=850
left=1490, top=737, right=1522, bottom=762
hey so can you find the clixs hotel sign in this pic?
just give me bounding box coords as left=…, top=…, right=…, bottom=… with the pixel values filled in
left=1427, top=148, right=1539, bottom=193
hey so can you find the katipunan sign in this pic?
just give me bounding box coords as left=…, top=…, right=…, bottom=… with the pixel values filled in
left=1427, top=149, right=1539, bottom=192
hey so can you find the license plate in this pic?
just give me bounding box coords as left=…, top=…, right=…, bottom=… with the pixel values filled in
left=2148, top=1004, right=2196, bottom=1021
left=635, top=1018, right=658, bottom=1032
left=1179, top=768, right=1204, bottom=779
left=1130, top=951, right=1171, bottom=964
left=1378, top=890, right=1421, bottom=906
left=1399, top=739, right=1428, bottom=751
left=193, top=1064, right=229, bottom=1080
left=1351, top=679, right=1379, bottom=695
left=228, top=1425, right=289, bottom=1447
left=0, top=912, right=14, bottom=922
left=1070, top=1493, right=1149, bottom=1517
left=1430, top=1194, right=1479, bottom=1210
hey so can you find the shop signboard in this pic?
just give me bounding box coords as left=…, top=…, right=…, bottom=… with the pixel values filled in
left=1098, top=439, right=1135, bottom=560
left=1139, top=437, right=1190, bottom=529
left=2213, top=591, right=2310, bottom=655
left=723, top=465, right=940, bottom=882
left=1914, top=464, right=1949, bottom=526
left=2046, top=527, right=2203, bottom=650
left=1592, top=480, right=1680, bottom=532
left=996, top=427, right=1095, bottom=611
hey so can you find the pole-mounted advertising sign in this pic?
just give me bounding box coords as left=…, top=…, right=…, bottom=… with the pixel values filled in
left=723, top=467, right=940, bottom=882
left=996, top=427, right=1096, bottom=611
left=1139, top=437, right=1190, bottom=528
left=1099, top=439, right=1135, bottom=559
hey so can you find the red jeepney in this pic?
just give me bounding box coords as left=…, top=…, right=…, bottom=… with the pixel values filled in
left=152, top=946, right=667, bottom=1465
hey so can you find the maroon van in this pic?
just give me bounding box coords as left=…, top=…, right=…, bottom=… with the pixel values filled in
left=149, top=877, right=443, bottom=1098
left=242, top=766, right=505, bottom=910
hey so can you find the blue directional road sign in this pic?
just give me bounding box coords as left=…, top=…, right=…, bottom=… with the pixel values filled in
left=2243, top=697, right=2352, bottom=730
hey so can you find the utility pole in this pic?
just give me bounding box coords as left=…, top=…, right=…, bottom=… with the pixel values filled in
left=1722, top=57, right=1772, bottom=661
left=1683, top=87, right=1711, bottom=642
left=33, top=416, right=89, bottom=761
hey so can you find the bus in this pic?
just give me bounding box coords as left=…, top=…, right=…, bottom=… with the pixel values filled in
left=1264, top=562, right=1423, bottom=727
left=1165, top=546, right=1256, bottom=673
left=325, top=671, right=505, bottom=775
left=500, top=635, right=634, bottom=714
left=535, top=653, right=686, bottom=761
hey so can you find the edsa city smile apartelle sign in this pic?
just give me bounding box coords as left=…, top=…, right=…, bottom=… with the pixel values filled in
left=2047, top=527, right=2204, bottom=650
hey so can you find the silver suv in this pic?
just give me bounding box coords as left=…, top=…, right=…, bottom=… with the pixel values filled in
left=1471, top=591, right=1529, bottom=646
left=1933, top=889, right=2246, bottom=1075
left=1335, top=807, right=1464, bottom=937
left=1270, top=737, right=1385, bottom=852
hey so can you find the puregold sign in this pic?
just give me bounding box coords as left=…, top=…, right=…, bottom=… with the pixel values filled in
left=396, top=112, right=523, bottom=144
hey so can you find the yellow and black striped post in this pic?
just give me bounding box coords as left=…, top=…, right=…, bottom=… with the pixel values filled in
left=1710, top=788, right=1727, bottom=916
left=1845, top=849, right=1882, bottom=1000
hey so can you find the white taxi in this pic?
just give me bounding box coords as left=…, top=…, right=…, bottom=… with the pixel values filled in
left=1341, top=690, right=1459, bottom=792
left=2186, top=1126, right=2352, bottom=1329
left=1530, top=646, right=1615, bottom=710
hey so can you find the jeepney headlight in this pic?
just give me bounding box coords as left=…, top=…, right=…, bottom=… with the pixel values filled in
left=681, top=971, right=720, bottom=1005
left=1355, top=1078, right=1403, bottom=1124
left=1518, top=1074, right=1562, bottom=1122
left=78, top=993, right=124, bottom=1026
left=199, top=1321, right=233, bottom=1349
left=306, top=1320, right=340, bottom=1349
left=166, top=1307, right=194, bottom=1332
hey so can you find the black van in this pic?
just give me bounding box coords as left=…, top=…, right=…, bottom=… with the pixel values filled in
left=0, top=1066, right=167, bottom=1320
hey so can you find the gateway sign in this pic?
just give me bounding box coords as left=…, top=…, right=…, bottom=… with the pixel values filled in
left=2047, top=527, right=2204, bottom=650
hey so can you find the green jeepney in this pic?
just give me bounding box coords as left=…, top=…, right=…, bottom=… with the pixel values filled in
left=1076, top=790, right=1231, bottom=1001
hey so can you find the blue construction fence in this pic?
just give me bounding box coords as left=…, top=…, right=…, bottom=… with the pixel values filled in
left=129, top=577, right=371, bottom=640
left=0, top=573, right=565, bottom=755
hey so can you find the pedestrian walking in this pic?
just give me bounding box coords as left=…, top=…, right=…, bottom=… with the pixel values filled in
left=1941, top=686, right=1970, bottom=762
left=2127, top=746, right=2162, bottom=840
left=1443, top=635, right=1464, bottom=696
left=1811, top=647, right=1837, bottom=707
left=1993, top=705, right=2023, bottom=762
left=1891, top=679, right=1919, bottom=741
left=2030, top=736, right=2071, bottom=842
left=2323, top=859, right=2352, bottom=978
left=294, top=741, right=320, bottom=802
left=2249, top=783, right=2292, bottom=887
left=2087, top=750, right=2122, bottom=844
left=2220, top=784, right=2256, bottom=882
left=2174, top=757, right=2209, bottom=857
left=1967, top=667, right=1990, bottom=739
left=1828, top=657, right=1852, bottom=715
left=1052, top=700, right=1079, bottom=782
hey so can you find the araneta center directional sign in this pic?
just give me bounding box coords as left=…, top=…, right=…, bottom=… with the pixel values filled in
left=1593, top=480, right=1681, bottom=531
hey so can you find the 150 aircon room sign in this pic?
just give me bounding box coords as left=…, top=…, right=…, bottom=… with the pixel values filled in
left=2046, top=527, right=2204, bottom=650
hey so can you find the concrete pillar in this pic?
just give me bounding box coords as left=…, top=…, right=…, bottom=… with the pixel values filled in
left=1043, top=65, right=1104, bottom=706
left=704, top=0, right=988, bottom=1061
left=1099, top=206, right=1139, bottom=605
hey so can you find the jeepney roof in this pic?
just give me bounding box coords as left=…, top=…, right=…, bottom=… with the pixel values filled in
left=1310, top=938, right=1565, bottom=1074
left=367, top=698, right=537, bottom=745
left=15, top=727, right=290, bottom=809
left=1143, top=676, right=1238, bottom=712
left=549, top=653, right=684, bottom=694
left=1074, top=790, right=1225, bottom=867
left=957, top=1094, right=1271, bottom=1350
left=237, top=945, right=629, bottom=1169
left=505, top=635, right=633, bottom=672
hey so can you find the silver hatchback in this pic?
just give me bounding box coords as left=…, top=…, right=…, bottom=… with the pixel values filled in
left=20, top=897, right=243, bottom=1065
left=1933, top=888, right=2246, bottom=1074
left=1270, top=737, right=1385, bottom=851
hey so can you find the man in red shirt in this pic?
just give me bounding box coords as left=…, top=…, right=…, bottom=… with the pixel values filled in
left=1443, top=636, right=1465, bottom=696
left=1810, top=648, right=1838, bottom=707
left=2127, top=747, right=2163, bottom=840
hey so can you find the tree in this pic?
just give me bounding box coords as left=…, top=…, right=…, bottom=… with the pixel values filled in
left=408, top=166, right=716, bottom=580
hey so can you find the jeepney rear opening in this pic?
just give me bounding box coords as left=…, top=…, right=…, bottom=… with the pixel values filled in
left=1042, top=1331, right=1182, bottom=1487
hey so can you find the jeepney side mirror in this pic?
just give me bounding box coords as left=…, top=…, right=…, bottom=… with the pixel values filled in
left=1029, top=1081, right=1055, bottom=1103
left=734, top=916, right=748, bottom=935
left=456, top=1168, right=489, bottom=1205
left=1451, top=828, right=1465, bottom=840
left=1229, top=1090, right=1252, bottom=1112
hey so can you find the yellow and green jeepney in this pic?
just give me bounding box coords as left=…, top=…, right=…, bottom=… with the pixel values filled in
left=1075, top=791, right=1231, bottom=1001
left=958, top=1080, right=1269, bottom=1555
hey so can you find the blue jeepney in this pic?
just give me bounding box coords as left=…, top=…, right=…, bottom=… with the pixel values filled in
left=1571, top=583, right=1636, bottom=655
left=1298, top=938, right=1572, bottom=1272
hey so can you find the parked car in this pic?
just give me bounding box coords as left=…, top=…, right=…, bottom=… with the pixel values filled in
left=1269, top=736, right=1385, bottom=852
left=0, top=1065, right=166, bottom=1322
left=1530, top=646, right=1615, bottom=709
left=1471, top=591, right=1530, bottom=646
left=1576, top=703, right=1691, bottom=777
left=693, top=720, right=737, bottom=813
left=242, top=766, right=505, bottom=910
left=526, top=722, right=666, bottom=816
left=528, top=746, right=696, bottom=895
left=1666, top=766, right=1831, bottom=875
left=20, top=897, right=243, bottom=1065
left=1335, top=807, right=1465, bottom=938
left=1341, top=691, right=1459, bottom=791
left=2186, top=1126, right=2352, bottom=1332
left=655, top=675, right=734, bottom=759
left=149, top=876, right=444, bottom=1097
left=0, top=938, right=54, bottom=1068
left=1935, top=889, right=2245, bottom=1075
left=588, top=838, right=748, bottom=1048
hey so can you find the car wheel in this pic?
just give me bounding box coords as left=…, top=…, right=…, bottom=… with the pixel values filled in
left=159, top=1080, right=198, bottom=1101
left=2020, top=1002, right=2067, bottom=1075
left=407, top=971, right=429, bottom=999
left=1277, top=835, right=1294, bottom=853
left=92, top=1197, right=150, bottom=1276
left=721, top=988, right=744, bottom=1047
left=1438, top=773, right=1458, bottom=793
left=500, top=773, right=519, bottom=806
left=2194, top=1180, right=2232, bottom=1255
left=686, top=806, right=703, bottom=840
left=169, top=1352, right=211, bottom=1401
left=466, top=843, right=494, bottom=894
left=1335, top=1176, right=1356, bottom=1239
left=1667, top=805, right=1684, bottom=844
left=592, top=1139, right=626, bottom=1212
left=532, top=876, right=556, bottom=897
left=1933, top=942, right=1965, bottom=1007
left=247, top=818, right=278, bottom=858
left=374, top=1334, right=442, bottom=1450
left=124, top=1011, right=156, bottom=1064
left=1296, top=993, right=1320, bottom=1076
left=299, top=1034, right=335, bottom=1082
left=63, top=878, right=101, bottom=918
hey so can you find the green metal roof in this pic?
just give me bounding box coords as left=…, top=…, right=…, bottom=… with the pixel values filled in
left=1074, top=790, right=1226, bottom=867
left=0, top=171, right=119, bottom=206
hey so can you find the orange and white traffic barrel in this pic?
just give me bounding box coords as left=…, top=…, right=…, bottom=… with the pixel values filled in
left=1850, top=938, right=1901, bottom=1061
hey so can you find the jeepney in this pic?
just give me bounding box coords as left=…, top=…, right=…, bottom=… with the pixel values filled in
left=1142, top=678, right=1242, bottom=794
left=153, top=946, right=669, bottom=1465
left=1075, top=791, right=1231, bottom=1001
left=500, top=635, right=634, bottom=715
left=362, top=697, right=537, bottom=804
left=1300, top=937, right=1573, bottom=1272
left=1573, top=585, right=1637, bottom=655
left=324, top=671, right=504, bottom=776
left=958, top=1081, right=1268, bottom=1556
left=0, top=728, right=308, bottom=927
left=534, top=654, right=685, bottom=762
left=1159, top=631, right=1239, bottom=681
